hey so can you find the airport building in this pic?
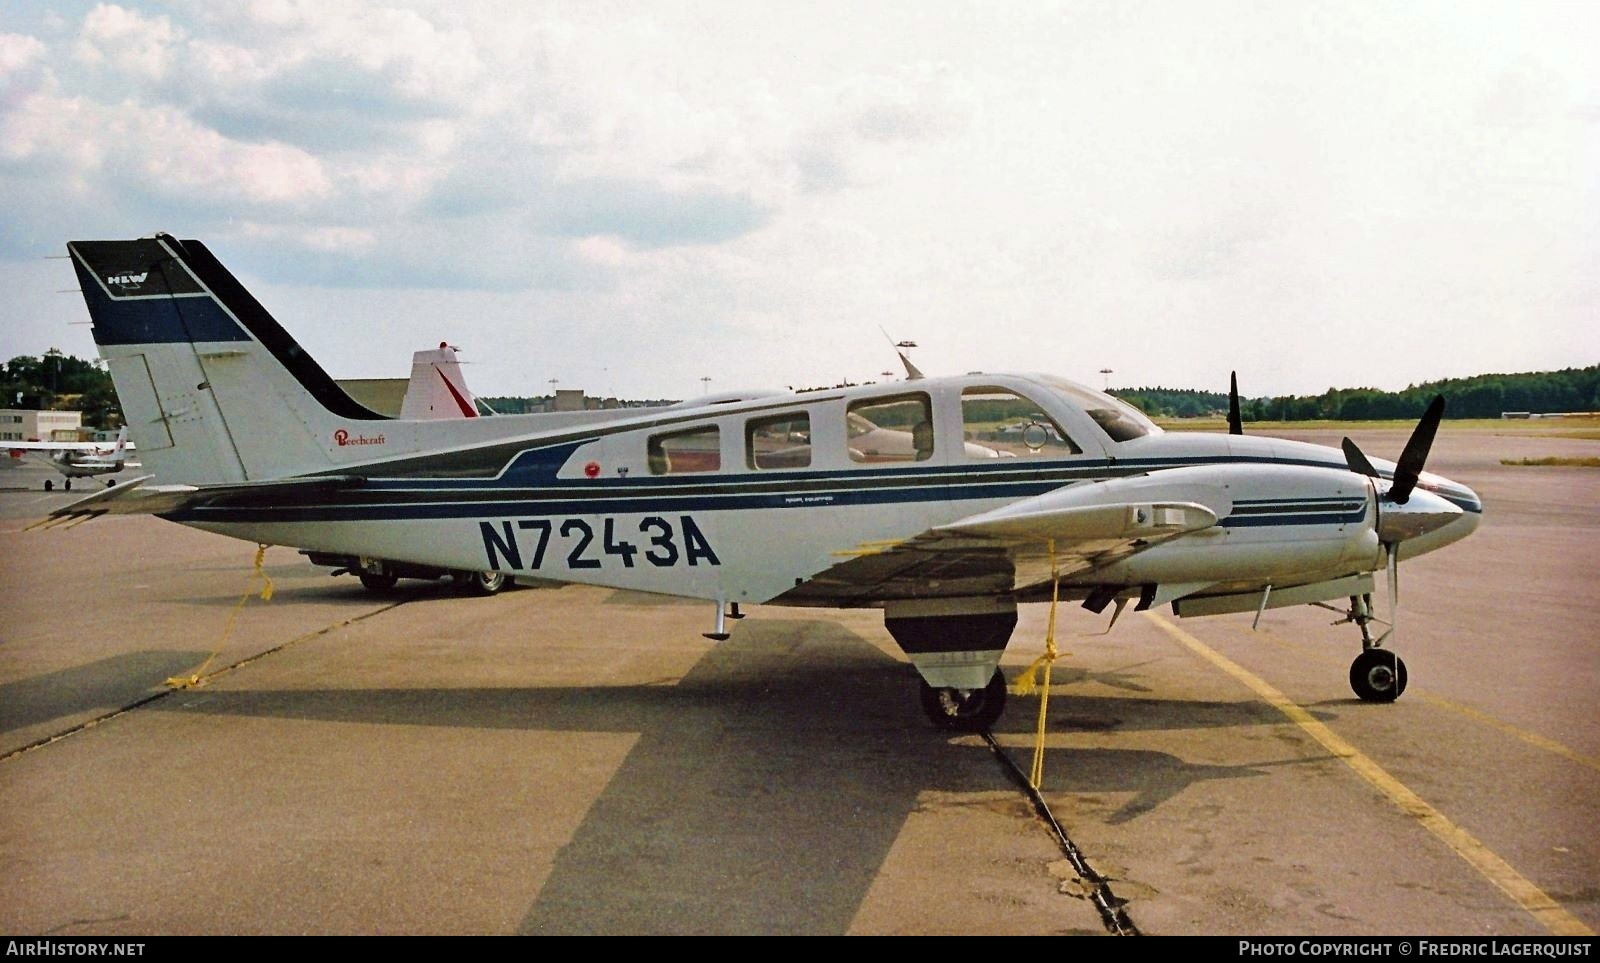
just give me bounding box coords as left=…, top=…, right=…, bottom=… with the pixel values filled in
left=0, top=409, right=83, bottom=442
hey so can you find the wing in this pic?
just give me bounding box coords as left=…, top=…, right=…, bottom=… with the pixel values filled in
left=776, top=498, right=1219, bottom=605
left=6, top=440, right=105, bottom=451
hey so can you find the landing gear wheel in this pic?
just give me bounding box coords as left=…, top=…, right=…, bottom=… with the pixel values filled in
left=457, top=571, right=508, bottom=596
left=1350, top=650, right=1407, bottom=702
left=358, top=572, right=399, bottom=593
left=43, top=479, right=53, bottom=492
left=64, top=479, right=72, bottom=491
left=918, top=669, right=1008, bottom=732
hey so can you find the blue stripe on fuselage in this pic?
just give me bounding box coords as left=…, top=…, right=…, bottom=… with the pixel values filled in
left=163, top=454, right=1379, bottom=529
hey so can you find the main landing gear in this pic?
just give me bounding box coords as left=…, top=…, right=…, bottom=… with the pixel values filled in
left=918, top=670, right=1008, bottom=732
left=884, top=603, right=1017, bottom=732
left=451, top=569, right=508, bottom=596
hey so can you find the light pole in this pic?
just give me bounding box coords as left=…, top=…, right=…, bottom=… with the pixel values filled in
left=700, top=376, right=711, bottom=395
left=45, top=347, right=64, bottom=409
left=1099, top=368, right=1113, bottom=391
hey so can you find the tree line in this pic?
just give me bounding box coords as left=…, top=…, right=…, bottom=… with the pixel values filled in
left=6, top=351, right=1596, bottom=427
left=2, top=351, right=122, bottom=427
left=1113, top=365, right=1600, bottom=421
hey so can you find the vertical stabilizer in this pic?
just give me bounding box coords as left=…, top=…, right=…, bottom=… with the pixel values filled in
left=68, top=235, right=389, bottom=484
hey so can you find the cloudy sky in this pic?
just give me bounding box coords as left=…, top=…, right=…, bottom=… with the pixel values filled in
left=1, top=1, right=1595, bottom=401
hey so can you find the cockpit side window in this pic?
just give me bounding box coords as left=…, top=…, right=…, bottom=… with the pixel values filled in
left=960, top=387, right=1082, bottom=457
left=1039, top=376, right=1160, bottom=442
left=847, top=393, right=933, bottom=464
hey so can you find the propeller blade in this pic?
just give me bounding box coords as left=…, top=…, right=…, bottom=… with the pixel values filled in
left=1342, top=437, right=1380, bottom=478
left=1390, top=395, right=1445, bottom=504
left=1227, top=371, right=1243, bottom=435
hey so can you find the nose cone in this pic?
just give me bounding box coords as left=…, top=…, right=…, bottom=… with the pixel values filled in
left=1385, top=473, right=1483, bottom=559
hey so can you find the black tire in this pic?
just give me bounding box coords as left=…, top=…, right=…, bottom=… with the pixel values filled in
left=43, top=479, right=53, bottom=492
left=64, top=479, right=72, bottom=491
left=1350, top=650, right=1407, bottom=702
left=461, top=571, right=509, bottom=596
left=918, top=669, right=1008, bottom=732
left=358, top=572, right=399, bottom=593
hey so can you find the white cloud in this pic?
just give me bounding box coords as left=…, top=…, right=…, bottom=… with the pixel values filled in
left=2, top=1, right=1594, bottom=399
left=0, top=32, right=47, bottom=75
left=75, top=3, right=183, bottom=81
left=240, top=221, right=377, bottom=251
left=0, top=30, right=55, bottom=109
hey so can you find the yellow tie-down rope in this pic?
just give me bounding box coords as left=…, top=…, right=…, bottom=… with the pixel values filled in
left=1010, top=539, right=1066, bottom=789
left=166, top=543, right=275, bottom=689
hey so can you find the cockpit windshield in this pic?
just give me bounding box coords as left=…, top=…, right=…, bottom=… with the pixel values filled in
left=1037, top=376, right=1162, bottom=442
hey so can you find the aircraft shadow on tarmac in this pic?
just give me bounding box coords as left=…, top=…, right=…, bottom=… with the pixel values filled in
left=0, top=650, right=213, bottom=737
left=138, top=619, right=1320, bottom=934
left=145, top=572, right=498, bottom=608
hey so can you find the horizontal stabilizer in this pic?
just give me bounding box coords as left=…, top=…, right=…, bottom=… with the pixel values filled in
left=45, top=474, right=366, bottom=521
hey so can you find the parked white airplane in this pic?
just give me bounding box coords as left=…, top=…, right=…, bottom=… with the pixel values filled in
left=307, top=340, right=509, bottom=595
left=50, top=235, right=1482, bottom=730
left=8, top=425, right=139, bottom=490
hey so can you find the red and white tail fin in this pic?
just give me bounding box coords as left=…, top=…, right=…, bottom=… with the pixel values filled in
left=109, top=425, right=129, bottom=465
left=399, top=342, right=480, bottom=419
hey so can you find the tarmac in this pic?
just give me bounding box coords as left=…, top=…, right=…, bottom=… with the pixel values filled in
left=0, top=426, right=1596, bottom=936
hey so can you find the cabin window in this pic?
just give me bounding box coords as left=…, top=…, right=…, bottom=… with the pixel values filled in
left=847, top=393, right=934, bottom=463
left=746, top=413, right=811, bottom=470
left=647, top=425, right=721, bottom=475
left=961, top=387, right=1081, bottom=457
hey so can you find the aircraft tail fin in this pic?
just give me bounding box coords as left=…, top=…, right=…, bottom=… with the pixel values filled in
left=109, top=425, right=130, bottom=466
left=67, top=235, right=391, bottom=485
left=400, top=343, right=481, bottom=419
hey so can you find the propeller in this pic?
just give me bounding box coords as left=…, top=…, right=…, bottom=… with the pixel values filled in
left=1227, top=371, right=1243, bottom=436
left=1339, top=394, right=1453, bottom=665
left=1389, top=395, right=1444, bottom=504
left=1342, top=395, right=1444, bottom=505
left=1340, top=437, right=1379, bottom=479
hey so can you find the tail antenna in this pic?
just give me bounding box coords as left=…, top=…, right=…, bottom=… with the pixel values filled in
left=879, top=327, right=925, bottom=380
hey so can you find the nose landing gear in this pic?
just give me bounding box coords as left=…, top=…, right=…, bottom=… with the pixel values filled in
left=1329, top=592, right=1408, bottom=703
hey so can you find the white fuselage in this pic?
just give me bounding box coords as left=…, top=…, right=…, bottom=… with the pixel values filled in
left=170, top=372, right=1480, bottom=609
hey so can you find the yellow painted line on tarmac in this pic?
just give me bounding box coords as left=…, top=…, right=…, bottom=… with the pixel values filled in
left=1411, top=691, right=1600, bottom=774
left=1249, top=625, right=1600, bottom=775
left=1144, top=611, right=1593, bottom=937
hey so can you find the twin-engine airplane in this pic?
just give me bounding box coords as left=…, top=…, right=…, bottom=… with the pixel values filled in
left=50, top=234, right=1482, bottom=731
left=8, top=425, right=139, bottom=490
